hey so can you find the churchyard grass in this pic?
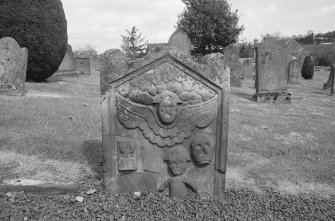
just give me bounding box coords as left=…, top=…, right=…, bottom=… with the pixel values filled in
left=1, top=69, right=334, bottom=196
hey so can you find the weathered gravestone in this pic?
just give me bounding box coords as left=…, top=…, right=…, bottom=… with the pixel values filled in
left=0, top=37, right=28, bottom=96
left=168, top=29, right=193, bottom=57
left=100, top=47, right=230, bottom=201
left=56, top=44, right=76, bottom=73
left=323, top=64, right=334, bottom=96
left=75, top=56, right=92, bottom=75
left=239, top=58, right=254, bottom=79
left=224, top=46, right=242, bottom=87
left=253, top=38, right=291, bottom=103
left=288, top=59, right=300, bottom=84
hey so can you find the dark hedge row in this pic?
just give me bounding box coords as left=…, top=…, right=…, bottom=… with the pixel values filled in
left=1, top=179, right=334, bottom=221
left=0, top=0, right=68, bottom=82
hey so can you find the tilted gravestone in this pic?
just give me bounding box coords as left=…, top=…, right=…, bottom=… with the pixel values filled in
left=253, top=38, right=291, bottom=103
left=0, top=37, right=28, bottom=96
left=224, top=46, right=242, bottom=87
left=100, top=47, right=230, bottom=201
left=288, top=59, right=300, bottom=84
left=168, top=29, right=193, bottom=57
left=57, top=44, right=76, bottom=73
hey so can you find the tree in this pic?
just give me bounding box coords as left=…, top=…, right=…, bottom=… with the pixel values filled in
left=176, top=0, right=244, bottom=55
left=301, top=56, right=314, bottom=79
left=120, top=26, right=148, bottom=59
left=0, top=0, right=67, bottom=82
left=74, top=44, right=99, bottom=57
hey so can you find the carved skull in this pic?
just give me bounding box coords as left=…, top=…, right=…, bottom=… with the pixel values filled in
left=190, top=133, right=215, bottom=165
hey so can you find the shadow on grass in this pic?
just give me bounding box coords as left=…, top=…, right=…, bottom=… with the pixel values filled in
left=82, top=139, right=103, bottom=180
left=231, top=91, right=254, bottom=101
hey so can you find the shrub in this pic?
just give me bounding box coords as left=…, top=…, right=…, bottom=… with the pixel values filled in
left=0, top=0, right=68, bottom=82
left=301, top=56, right=314, bottom=79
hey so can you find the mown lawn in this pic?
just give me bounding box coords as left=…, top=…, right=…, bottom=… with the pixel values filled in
left=0, top=69, right=334, bottom=197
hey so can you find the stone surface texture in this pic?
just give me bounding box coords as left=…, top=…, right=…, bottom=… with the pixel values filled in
left=75, top=57, right=92, bottom=76
left=288, top=59, right=300, bottom=84
left=100, top=46, right=230, bottom=201
left=239, top=58, right=254, bottom=79
left=224, top=46, right=242, bottom=87
left=257, top=38, right=288, bottom=93
left=0, top=37, right=28, bottom=95
left=57, top=44, right=75, bottom=73
left=168, top=29, right=193, bottom=57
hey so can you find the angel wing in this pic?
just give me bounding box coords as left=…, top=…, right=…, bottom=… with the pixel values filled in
left=116, top=94, right=217, bottom=147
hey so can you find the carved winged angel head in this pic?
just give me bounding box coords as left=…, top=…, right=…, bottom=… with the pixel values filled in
left=116, top=91, right=217, bottom=147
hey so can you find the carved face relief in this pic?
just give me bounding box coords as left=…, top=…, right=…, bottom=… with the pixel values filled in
left=158, top=95, right=178, bottom=124
left=164, top=145, right=190, bottom=176
left=190, top=133, right=215, bottom=165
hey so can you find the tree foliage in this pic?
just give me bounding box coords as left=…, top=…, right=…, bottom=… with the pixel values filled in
left=301, top=56, right=314, bottom=79
left=0, top=0, right=67, bottom=82
left=120, top=26, right=147, bottom=59
left=176, top=0, right=244, bottom=55
left=74, top=44, right=99, bottom=57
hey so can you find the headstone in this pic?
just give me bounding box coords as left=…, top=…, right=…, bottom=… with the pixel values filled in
left=224, top=46, right=242, bottom=87
left=100, top=47, right=230, bottom=201
left=74, top=56, right=91, bottom=75
left=239, top=58, right=254, bottom=79
left=323, top=65, right=334, bottom=95
left=0, top=37, right=28, bottom=96
left=168, top=29, right=193, bottom=57
left=253, top=38, right=291, bottom=103
left=56, top=44, right=75, bottom=73
left=288, top=59, right=300, bottom=84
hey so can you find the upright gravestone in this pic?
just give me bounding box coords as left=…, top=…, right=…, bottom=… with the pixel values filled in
left=56, top=44, right=76, bottom=73
left=0, top=37, right=28, bottom=96
left=288, top=59, right=300, bottom=84
left=168, top=29, right=193, bottom=57
left=253, top=38, right=291, bottom=103
left=75, top=56, right=91, bottom=75
left=100, top=47, right=230, bottom=201
left=239, top=58, right=254, bottom=79
left=224, top=46, right=242, bottom=87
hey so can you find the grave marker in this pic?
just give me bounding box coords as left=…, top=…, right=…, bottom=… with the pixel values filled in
left=224, top=46, right=242, bottom=87
left=253, top=38, right=291, bottom=103
left=100, top=47, right=230, bottom=201
left=0, top=37, right=28, bottom=96
left=168, top=29, right=193, bottom=57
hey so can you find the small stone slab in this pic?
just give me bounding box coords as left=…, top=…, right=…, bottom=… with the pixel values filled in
left=0, top=179, right=80, bottom=194
left=0, top=37, right=28, bottom=96
left=253, top=92, right=291, bottom=104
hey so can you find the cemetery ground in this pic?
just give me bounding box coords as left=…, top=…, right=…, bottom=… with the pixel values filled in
left=1, top=70, right=335, bottom=220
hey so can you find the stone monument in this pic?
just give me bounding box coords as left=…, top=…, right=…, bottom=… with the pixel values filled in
left=100, top=46, right=230, bottom=201
left=288, top=59, right=300, bottom=84
left=239, top=58, right=254, bottom=79
left=168, top=29, right=193, bottom=57
left=0, top=37, right=28, bottom=96
left=56, top=44, right=76, bottom=73
left=224, top=46, right=242, bottom=87
left=253, top=38, right=291, bottom=103
left=75, top=56, right=92, bottom=75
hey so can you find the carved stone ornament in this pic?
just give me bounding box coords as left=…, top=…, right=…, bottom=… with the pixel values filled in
left=190, top=132, right=215, bottom=165
left=116, top=93, right=217, bottom=147
left=117, top=141, right=137, bottom=171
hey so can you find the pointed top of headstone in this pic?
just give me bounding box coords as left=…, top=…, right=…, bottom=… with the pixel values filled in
left=168, top=29, right=193, bottom=57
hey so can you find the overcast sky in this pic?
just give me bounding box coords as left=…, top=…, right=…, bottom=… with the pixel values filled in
left=62, top=0, right=335, bottom=53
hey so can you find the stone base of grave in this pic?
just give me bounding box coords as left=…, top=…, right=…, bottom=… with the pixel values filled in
left=253, top=92, right=291, bottom=104
left=0, top=86, right=26, bottom=96
left=0, top=179, right=80, bottom=194
left=323, top=82, right=331, bottom=90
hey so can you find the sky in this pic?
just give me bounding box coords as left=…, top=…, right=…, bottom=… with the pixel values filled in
left=62, top=0, right=335, bottom=54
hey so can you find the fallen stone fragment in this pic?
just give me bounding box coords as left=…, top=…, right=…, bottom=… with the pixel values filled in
left=75, top=196, right=84, bottom=202
left=86, top=189, right=97, bottom=195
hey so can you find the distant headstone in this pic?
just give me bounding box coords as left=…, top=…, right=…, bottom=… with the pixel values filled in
left=74, top=56, right=92, bottom=75
left=0, top=37, right=28, bottom=96
left=288, top=59, right=300, bottom=84
left=239, top=58, right=254, bottom=79
left=224, top=46, right=242, bottom=87
left=253, top=38, right=291, bottom=103
left=323, top=65, right=334, bottom=95
left=57, top=44, right=75, bottom=73
left=100, top=47, right=230, bottom=201
left=168, top=29, right=192, bottom=57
